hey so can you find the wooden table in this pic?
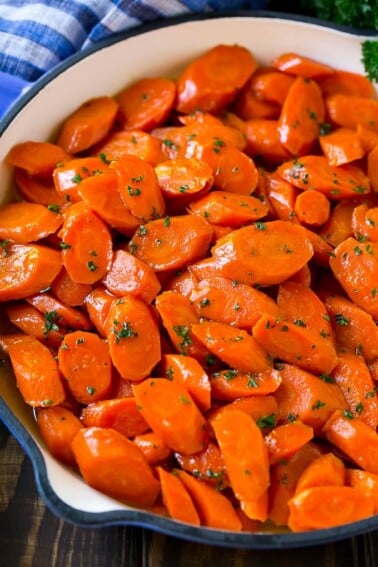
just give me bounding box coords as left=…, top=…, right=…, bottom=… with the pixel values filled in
left=0, top=422, right=377, bottom=567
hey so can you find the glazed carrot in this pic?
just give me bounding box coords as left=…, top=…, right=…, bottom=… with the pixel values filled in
left=58, top=330, right=112, bottom=404
left=192, top=320, right=271, bottom=374
left=357, top=123, right=378, bottom=153
left=287, top=264, right=312, bottom=287
left=0, top=202, right=62, bottom=244
left=156, top=466, right=200, bottom=526
left=212, top=409, right=270, bottom=519
left=294, top=190, right=331, bottom=227
left=14, top=168, right=66, bottom=206
left=277, top=155, right=370, bottom=199
left=95, top=130, right=165, bottom=165
left=27, top=292, right=92, bottom=331
left=174, top=440, right=227, bottom=489
left=37, top=406, right=83, bottom=466
left=0, top=243, right=62, bottom=302
left=329, top=237, right=378, bottom=318
left=368, top=145, right=378, bottom=192
left=210, top=220, right=314, bottom=287
left=7, top=334, right=65, bottom=407
left=6, top=302, right=64, bottom=349
left=6, top=140, right=70, bottom=176
left=186, top=121, right=248, bottom=158
left=71, top=426, right=160, bottom=506
left=351, top=202, right=378, bottom=243
left=106, top=295, right=161, bottom=381
left=210, top=395, right=279, bottom=425
left=244, top=120, right=291, bottom=164
left=189, top=276, right=282, bottom=330
left=81, top=397, right=150, bottom=438
left=189, top=190, right=268, bottom=228
left=117, top=77, right=176, bottom=131
left=176, top=44, right=257, bottom=114
left=271, top=52, right=334, bottom=78
left=155, top=157, right=213, bottom=202
left=317, top=70, right=376, bottom=98
left=297, top=223, right=335, bottom=268
left=133, top=378, right=207, bottom=455
left=273, top=364, right=347, bottom=434
left=324, top=410, right=378, bottom=474
left=331, top=351, right=378, bottom=429
left=325, top=94, right=378, bottom=129
left=318, top=199, right=355, bottom=247
left=235, top=89, right=281, bottom=120
left=83, top=286, right=115, bottom=337
left=159, top=353, right=211, bottom=412
left=248, top=69, right=295, bottom=104
left=56, top=96, right=119, bottom=153
left=268, top=441, right=324, bottom=526
left=165, top=269, right=198, bottom=298
left=209, top=368, right=281, bottom=401
left=53, top=156, right=109, bottom=203
left=133, top=432, right=172, bottom=465
left=278, top=77, right=325, bottom=156
left=102, top=249, right=161, bottom=303
left=50, top=267, right=92, bottom=307
left=77, top=170, right=140, bottom=236
left=295, top=453, right=345, bottom=494
left=346, top=469, right=378, bottom=513
left=288, top=486, right=374, bottom=532
left=59, top=201, right=113, bottom=285
left=129, top=214, right=212, bottom=272
left=264, top=421, right=314, bottom=465
left=262, top=171, right=299, bottom=221
left=325, top=294, right=378, bottom=362
left=175, top=468, right=242, bottom=531
left=319, top=127, right=365, bottom=166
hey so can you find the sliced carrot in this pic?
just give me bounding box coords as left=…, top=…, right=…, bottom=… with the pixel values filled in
left=164, top=268, right=198, bottom=298
left=53, top=156, right=108, bottom=203
left=262, top=170, right=299, bottom=222
left=210, top=395, right=279, bottom=425
left=106, top=295, right=161, bottom=381
left=174, top=440, right=228, bottom=490
left=59, top=201, right=113, bottom=285
left=287, top=264, right=312, bottom=287
left=83, top=285, right=115, bottom=337
left=6, top=140, right=70, bottom=176
left=273, top=363, right=347, bottom=434
left=294, top=190, right=331, bottom=227
left=278, top=77, right=325, bottom=156
left=265, top=421, right=314, bottom=465
left=95, top=129, right=165, bottom=165
left=209, top=368, right=281, bottom=401
left=14, top=168, right=66, bottom=206
left=368, top=145, right=378, bottom=192
left=71, top=426, right=160, bottom=506
left=6, top=302, right=64, bottom=349
left=0, top=202, right=62, bottom=244
left=0, top=243, right=62, bottom=302
left=318, top=70, right=376, bottom=98
left=248, top=69, right=295, bottom=104
left=133, top=432, right=172, bottom=465
left=58, top=330, right=112, bottom=404
left=117, top=77, right=176, bottom=131
left=37, top=406, right=83, bottom=466
left=271, top=52, right=334, bottom=78
left=175, top=469, right=242, bottom=531
left=129, top=214, right=212, bottom=272
left=351, top=202, right=378, bottom=243
left=326, top=94, right=378, bottom=129
left=7, top=334, right=65, bottom=407
left=191, top=320, right=271, bottom=374
left=156, top=466, right=200, bottom=526
left=319, top=127, right=365, bottom=166
left=295, top=453, right=345, bottom=494
left=244, top=119, right=291, bottom=164
left=81, top=397, right=150, bottom=438
left=318, top=199, right=355, bottom=247
left=346, top=469, right=378, bottom=513
left=288, top=486, right=374, bottom=532
left=357, top=122, right=378, bottom=152
left=50, top=267, right=92, bottom=307
left=27, top=292, right=92, bottom=331
left=133, top=378, right=207, bottom=455
left=56, top=96, right=119, bottom=153
left=176, top=44, right=257, bottom=114
left=323, top=410, right=378, bottom=474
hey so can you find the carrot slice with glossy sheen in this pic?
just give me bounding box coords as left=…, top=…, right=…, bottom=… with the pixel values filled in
left=325, top=94, right=378, bottom=129
left=71, top=426, right=160, bottom=507
left=176, top=44, right=257, bottom=115
left=157, top=466, right=201, bottom=526
left=81, top=397, right=150, bottom=438
left=155, top=157, right=213, bottom=202
left=248, top=69, right=295, bottom=104
left=244, top=120, right=291, bottom=164
left=272, top=52, right=334, bottom=78
left=0, top=202, right=63, bottom=244
left=83, top=286, right=115, bottom=337
left=210, top=395, right=279, bottom=425
left=7, top=334, right=65, bottom=407
left=319, top=127, right=365, bottom=166
left=26, top=292, right=92, bottom=331
left=6, top=140, right=70, bottom=176
left=6, top=302, right=65, bottom=349
left=133, top=432, right=171, bottom=465
left=0, top=243, right=62, bottom=302
left=53, top=156, right=109, bottom=203
left=57, top=96, right=119, bottom=154
left=129, top=214, right=213, bottom=272
left=346, top=469, right=378, bottom=513
left=117, top=77, right=176, bottom=131
left=318, top=70, right=376, bottom=98
left=50, top=267, right=92, bottom=308
left=295, top=453, right=345, bottom=494
left=14, top=168, right=66, bottom=206
left=265, top=421, right=314, bottom=465
left=133, top=378, right=207, bottom=455
left=37, top=406, right=83, bottom=466
left=174, top=440, right=228, bottom=489
left=58, top=330, right=112, bottom=404
left=59, top=201, right=113, bottom=285
left=209, top=368, right=281, bottom=401
left=106, top=295, right=161, bottom=381
left=294, top=190, right=331, bottom=227
left=95, top=130, right=165, bottom=165
left=319, top=200, right=355, bottom=247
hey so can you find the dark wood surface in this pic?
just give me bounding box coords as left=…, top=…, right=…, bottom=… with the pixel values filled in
left=0, top=422, right=377, bottom=567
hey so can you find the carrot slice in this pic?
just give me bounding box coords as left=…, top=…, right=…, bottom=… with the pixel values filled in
left=133, top=432, right=171, bottom=465
left=56, top=96, right=119, bottom=153
left=294, top=190, right=331, bottom=227
left=325, top=94, right=378, bottom=129
left=262, top=170, right=300, bottom=221
left=6, top=302, right=65, bottom=349
left=210, top=395, right=279, bottom=425
left=318, top=199, right=355, bottom=247
left=235, top=87, right=281, bottom=120
left=0, top=243, right=62, bottom=302
left=156, top=466, right=200, bottom=526
left=26, top=292, right=92, bottom=331
left=247, top=69, right=295, bottom=104
left=155, top=157, right=213, bottom=203
left=209, top=368, right=281, bottom=401
left=37, top=406, right=83, bottom=466
left=6, top=140, right=70, bottom=176
left=58, top=330, right=112, bottom=404
left=50, top=267, right=92, bottom=307
left=368, top=145, right=378, bottom=192
left=129, top=214, right=213, bottom=272
left=7, top=334, right=65, bottom=407
left=116, top=77, right=176, bottom=131
left=0, top=202, right=62, bottom=244
left=14, top=168, right=66, bottom=206
left=318, top=70, right=376, bottom=98
left=174, top=440, right=228, bottom=490
left=95, top=130, right=165, bottom=165
left=176, top=44, right=257, bottom=114
left=106, top=294, right=161, bottom=381
left=271, top=52, right=334, bottom=78
left=81, top=397, right=150, bottom=438
left=319, top=127, right=365, bottom=166
left=244, top=120, right=291, bottom=164
left=71, top=426, right=160, bottom=506
left=346, top=469, right=378, bottom=513
left=53, top=156, right=108, bottom=203
left=265, top=421, right=314, bottom=465
left=295, top=452, right=345, bottom=494
left=133, top=378, right=207, bottom=455
left=83, top=285, right=115, bottom=338
left=351, top=202, right=378, bottom=243
left=59, top=201, right=113, bottom=284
